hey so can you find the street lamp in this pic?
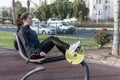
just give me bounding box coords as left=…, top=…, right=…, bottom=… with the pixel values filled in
left=96, top=10, right=99, bottom=23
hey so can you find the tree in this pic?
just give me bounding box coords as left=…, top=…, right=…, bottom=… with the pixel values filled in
left=72, top=0, right=89, bottom=21
left=33, top=0, right=89, bottom=21
left=61, top=0, right=73, bottom=19
left=15, top=0, right=27, bottom=15
left=1, top=10, right=9, bottom=23
left=1, top=10, right=9, bottom=18
left=54, top=0, right=72, bottom=19
left=50, top=3, right=58, bottom=17
left=39, top=5, right=51, bottom=21
left=112, top=0, right=120, bottom=55
left=15, top=0, right=22, bottom=14
left=32, top=8, right=41, bottom=20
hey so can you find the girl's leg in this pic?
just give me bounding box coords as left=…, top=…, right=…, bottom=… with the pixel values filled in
left=56, top=46, right=66, bottom=55
left=40, top=36, right=70, bottom=54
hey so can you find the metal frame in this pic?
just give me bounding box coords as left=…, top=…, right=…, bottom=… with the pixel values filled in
left=21, top=56, right=90, bottom=80
left=81, top=60, right=90, bottom=80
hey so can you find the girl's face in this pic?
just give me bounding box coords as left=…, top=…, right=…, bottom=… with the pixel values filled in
left=23, top=15, right=32, bottom=26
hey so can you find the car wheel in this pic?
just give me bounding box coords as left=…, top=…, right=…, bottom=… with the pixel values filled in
left=62, top=29, right=67, bottom=34
left=42, top=31, right=46, bottom=35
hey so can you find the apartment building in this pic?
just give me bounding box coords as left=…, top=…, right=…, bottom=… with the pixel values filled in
left=85, top=0, right=113, bottom=21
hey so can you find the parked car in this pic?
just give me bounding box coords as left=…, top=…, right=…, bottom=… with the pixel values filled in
left=47, top=18, right=59, bottom=22
left=31, top=21, right=56, bottom=35
left=47, top=20, right=76, bottom=34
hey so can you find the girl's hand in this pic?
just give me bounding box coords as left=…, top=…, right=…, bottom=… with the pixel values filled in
left=39, top=51, right=46, bottom=57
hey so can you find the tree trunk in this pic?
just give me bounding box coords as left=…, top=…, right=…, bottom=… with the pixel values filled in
left=27, top=0, right=30, bottom=13
left=112, top=0, right=120, bottom=56
left=12, top=0, right=16, bottom=25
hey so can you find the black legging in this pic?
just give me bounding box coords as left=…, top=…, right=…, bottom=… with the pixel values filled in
left=39, top=36, right=70, bottom=55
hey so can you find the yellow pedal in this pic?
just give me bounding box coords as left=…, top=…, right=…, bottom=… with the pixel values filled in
left=65, top=48, right=84, bottom=65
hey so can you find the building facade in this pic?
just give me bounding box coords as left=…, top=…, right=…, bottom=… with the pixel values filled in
left=85, top=0, right=113, bottom=21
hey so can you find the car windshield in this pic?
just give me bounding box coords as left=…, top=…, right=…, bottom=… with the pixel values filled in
left=41, top=24, right=48, bottom=28
left=32, top=22, right=40, bottom=27
left=61, top=22, right=70, bottom=26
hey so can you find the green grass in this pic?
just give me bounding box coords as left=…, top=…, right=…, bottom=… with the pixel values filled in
left=0, top=31, right=98, bottom=50
left=0, top=31, right=14, bottom=49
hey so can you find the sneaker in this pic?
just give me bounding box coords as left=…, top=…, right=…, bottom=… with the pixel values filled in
left=69, top=41, right=80, bottom=53
left=75, top=45, right=81, bottom=52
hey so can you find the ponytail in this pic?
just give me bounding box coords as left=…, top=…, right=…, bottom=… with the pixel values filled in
left=16, top=12, right=30, bottom=29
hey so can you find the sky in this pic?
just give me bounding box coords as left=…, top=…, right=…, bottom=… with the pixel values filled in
left=0, top=0, right=27, bottom=7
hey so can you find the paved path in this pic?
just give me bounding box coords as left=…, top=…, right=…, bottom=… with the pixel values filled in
left=0, top=48, right=120, bottom=80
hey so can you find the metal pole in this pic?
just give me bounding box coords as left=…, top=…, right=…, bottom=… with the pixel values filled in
left=38, top=21, right=39, bottom=34
left=96, top=10, right=99, bottom=23
left=12, top=0, right=16, bottom=25
left=55, top=23, right=57, bottom=36
left=81, top=61, right=90, bottom=80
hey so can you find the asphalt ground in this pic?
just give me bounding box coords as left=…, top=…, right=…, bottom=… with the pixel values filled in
left=0, top=47, right=120, bottom=80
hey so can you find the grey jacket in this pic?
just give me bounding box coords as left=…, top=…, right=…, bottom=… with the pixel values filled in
left=18, top=25, right=41, bottom=55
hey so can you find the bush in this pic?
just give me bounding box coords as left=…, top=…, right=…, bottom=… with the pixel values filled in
left=94, top=28, right=112, bottom=47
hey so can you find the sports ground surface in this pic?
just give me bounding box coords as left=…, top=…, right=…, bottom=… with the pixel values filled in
left=0, top=47, right=120, bottom=80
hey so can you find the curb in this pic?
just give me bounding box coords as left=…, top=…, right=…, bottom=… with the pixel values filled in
left=0, top=26, right=16, bottom=29
left=0, top=25, right=114, bottom=30
left=78, top=28, right=113, bottom=30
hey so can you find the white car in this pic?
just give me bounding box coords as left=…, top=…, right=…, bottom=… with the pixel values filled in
left=31, top=22, right=56, bottom=35
left=47, top=20, right=76, bottom=34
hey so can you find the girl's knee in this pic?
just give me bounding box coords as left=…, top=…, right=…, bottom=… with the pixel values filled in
left=49, top=36, right=58, bottom=39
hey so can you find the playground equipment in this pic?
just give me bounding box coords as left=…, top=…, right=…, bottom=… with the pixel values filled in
left=15, top=33, right=90, bottom=80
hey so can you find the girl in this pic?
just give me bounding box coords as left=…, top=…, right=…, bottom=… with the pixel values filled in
left=16, top=12, right=80, bottom=60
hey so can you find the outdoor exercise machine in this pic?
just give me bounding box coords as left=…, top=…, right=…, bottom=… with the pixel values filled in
left=15, top=33, right=90, bottom=80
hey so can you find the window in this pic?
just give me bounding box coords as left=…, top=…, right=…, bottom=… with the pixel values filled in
left=98, top=11, right=101, bottom=15
left=106, top=0, right=108, bottom=3
left=96, top=0, right=101, bottom=4
left=96, top=11, right=101, bottom=15
left=99, top=0, right=101, bottom=4
left=96, top=0, right=98, bottom=4
left=93, top=5, right=96, bottom=9
left=105, top=6, right=107, bottom=10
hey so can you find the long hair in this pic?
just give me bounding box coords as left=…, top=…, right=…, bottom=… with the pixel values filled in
left=16, top=12, right=30, bottom=29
